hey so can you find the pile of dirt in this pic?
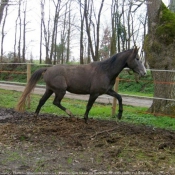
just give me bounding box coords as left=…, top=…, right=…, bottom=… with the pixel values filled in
left=0, top=107, right=175, bottom=174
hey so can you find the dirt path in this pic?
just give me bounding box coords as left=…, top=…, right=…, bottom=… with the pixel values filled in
left=0, top=83, right=152, bottom=107
left=0, top=107, right=175, bottom=174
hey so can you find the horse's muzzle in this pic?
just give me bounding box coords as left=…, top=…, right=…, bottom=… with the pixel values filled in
left=139, top=71, right=147, bottom=77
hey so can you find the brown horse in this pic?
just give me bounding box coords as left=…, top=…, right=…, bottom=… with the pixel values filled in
left=16, top=47, right=146, bottom=123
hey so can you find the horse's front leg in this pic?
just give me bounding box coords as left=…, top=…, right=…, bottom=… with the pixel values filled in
left=84, top=94, right=99, bottom=123
left=106, top=89, right=123, bottom=120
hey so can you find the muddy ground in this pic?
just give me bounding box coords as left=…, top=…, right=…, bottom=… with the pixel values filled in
left=0, top=107, right=175, bottom=174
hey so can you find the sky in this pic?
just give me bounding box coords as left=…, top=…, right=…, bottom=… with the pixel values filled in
left=0, top=0, right=170, bottom=61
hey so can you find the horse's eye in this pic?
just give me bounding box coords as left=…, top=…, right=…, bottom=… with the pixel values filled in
left=136, top=58, right=139, bottom=61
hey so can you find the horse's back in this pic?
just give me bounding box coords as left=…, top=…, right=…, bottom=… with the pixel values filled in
left=43, top=64, right=98, bottom=94
left=45, top=64, right=94, bottom=80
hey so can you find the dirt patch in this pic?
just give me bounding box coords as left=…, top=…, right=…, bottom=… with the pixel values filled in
left=0, top=107, right=175, bottom=174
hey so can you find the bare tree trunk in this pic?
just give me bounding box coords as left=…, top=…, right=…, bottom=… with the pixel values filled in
left=87, top=39, right=91, bottom=63
left=0, top=0, right=9, bottom=25
left=53, top=23, right=57, bottom=65
left=147, top=0, right=161, bottom=33
left=144, top=0, right=175, bottom=115
left=151, top=70, right=175, bottom=115
left=53, top=28, right=57, bottom=64
left=39, top=21, right=42, bottom=64
left=140, top=12, right=147, bottom=65
left=18, top=1, right=22, bottom=62
left=39, top=0, right=45, bottom=64
left=66, top=1, right=71, bottom=63
left=45, top=22, right=50, bottom=64
left=60, top=2, right=68, bottom=64
left=111, top=0, right=126, bottom=53
left=22, top=0, right=27, bottom=62
left=42, top=19, right=49, bottom=63
left=95, top=0, right=104, bottom=61
left=127, top=2, right=132, bottom=49
left=14, top=14, right=18, bottom=61
left=60, top=35, right=65, bottom=64
left=84, top=0, right=104, bottom=62
left=79, top=0, right=84, bottom=64
left=49, top=0, right=60, bottom=64
left=84, top=0, right=94, bottom=61
left=110, top=0, right=117, bottom=55
left=0, top=4, right=7, bottom=62
left=121, top=0, right=126, bottom=50
left=42, top=0, right=51, bottom=64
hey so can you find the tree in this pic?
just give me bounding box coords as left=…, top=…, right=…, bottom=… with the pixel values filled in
left=40, top=0, right=72, bottom=64
left=14, top=2, right=19, bottom=61
left=138, top=12, right=147, bottom=64
left=110, top=0, right=142, bottom=54
left=54, top=42, right=67, bottom=64
left=22, top=0, right=27, bottom=62
left=39, top=0, right=44, bottom=64
left=169, top=0, right=175, bottom=12
left=78, top=0, right=85, bottom=64
left=12, top=0, right=22, bottom=62
left=49, top=0, right=61, bottom=64
left=66, top=1, right=71, bottom=63
left=127, top=1, right=132, bottom=49
left=0, top=0, right=9, bottom=25
left=84, top=0, right=104, bottom=62
left=110, top=0, right=117, bottom=55
left=0, top=2, right=7, bottom=62
left=144, top=0, right=175, bottom=115
left=17, top=0, right=22, bottom=61
left=41, top=0, right=51, bottom=64
left=0, top=0, right=147, bottom=64
left=99, top=27, right=111, bottom=60
left=13, top=0, right=28, bottom=62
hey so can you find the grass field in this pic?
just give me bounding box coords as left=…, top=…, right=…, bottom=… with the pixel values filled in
left=0, top=88, right=175, bottom=130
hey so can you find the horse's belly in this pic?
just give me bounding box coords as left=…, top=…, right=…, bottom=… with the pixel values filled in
left=67, top=85, right=90, bottom=94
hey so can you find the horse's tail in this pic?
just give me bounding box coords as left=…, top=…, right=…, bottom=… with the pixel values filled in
left=16, top=67, right=47, bottom=112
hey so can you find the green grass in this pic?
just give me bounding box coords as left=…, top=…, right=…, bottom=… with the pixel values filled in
left=119, top=91, right=153, bottom=97
left=118, top=70, right=153, bottom=96
left=0, top=88, right=175, bottom=130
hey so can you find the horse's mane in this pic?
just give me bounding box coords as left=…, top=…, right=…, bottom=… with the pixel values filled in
left=98, top=49, right=133, bottom=71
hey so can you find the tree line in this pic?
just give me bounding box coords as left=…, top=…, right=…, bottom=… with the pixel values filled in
left=0, top=0, right=148, bottom=64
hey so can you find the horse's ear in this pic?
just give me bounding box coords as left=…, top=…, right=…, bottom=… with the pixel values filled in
left=133, top=46, right=140, bottom=53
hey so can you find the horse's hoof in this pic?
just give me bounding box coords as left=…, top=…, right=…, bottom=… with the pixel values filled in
left=117, top=113, right=122, bottom=120
left=69, top=117, right=77, bottom=122
left=84, top=118, right=88, bottom=124
left=65, top=109, right=74, bottom=117
left=33, top=113, right=41, bottom=120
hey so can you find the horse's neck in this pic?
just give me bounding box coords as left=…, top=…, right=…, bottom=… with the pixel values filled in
left=108, top=54, right=128, bottom=78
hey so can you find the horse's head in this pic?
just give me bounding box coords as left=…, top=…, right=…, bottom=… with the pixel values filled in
left=126, top=47, right=147, bottom=77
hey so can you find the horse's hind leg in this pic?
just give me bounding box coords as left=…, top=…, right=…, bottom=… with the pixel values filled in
left=53, top=91, right=74, bottom=117
left=34, top=88, right=53, bottom=116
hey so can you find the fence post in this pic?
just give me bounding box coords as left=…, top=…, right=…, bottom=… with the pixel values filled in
left=111, top=76, right=119, bottom=116
left=27, top=63, right=31, bottom=109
